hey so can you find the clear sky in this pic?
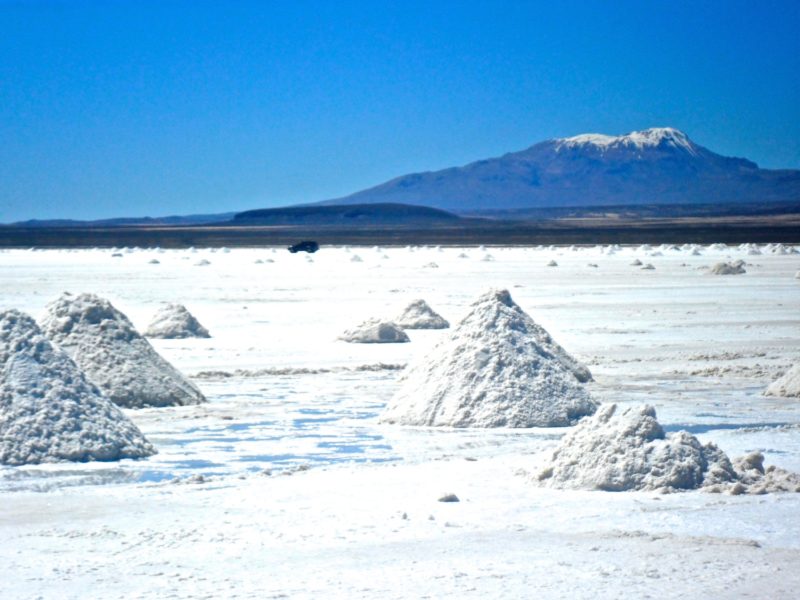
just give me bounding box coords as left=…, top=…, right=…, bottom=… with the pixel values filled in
left=1, top=0, right=798, bottom=222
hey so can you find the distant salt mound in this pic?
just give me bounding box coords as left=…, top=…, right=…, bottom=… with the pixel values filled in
left=145, top=304, right=211, bottom=339
left=0, top=310, right=155, bottom=465
left=380, top=289, right=596, bottom=428
left=765, top=365, right=800, bottom=398
left=536, top=404, right=800, bottom=493
left=339, top=319, right=410, bottom=343
left=547, top=260, right=558, bottom=267
left=630, top=259, right=643, bottom=266
left=40, top=293, right=206, bottom=408
left=394, top=300, right=449, bottom=330
left=710, top=260, right=746, bottom=275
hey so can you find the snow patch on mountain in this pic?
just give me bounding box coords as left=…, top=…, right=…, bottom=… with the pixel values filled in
left=556, top=127, right=699, bottom=156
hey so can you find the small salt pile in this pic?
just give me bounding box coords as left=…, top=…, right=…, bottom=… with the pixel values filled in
left=195, top=259, right=210, bottom=266
left=145, top=304, right=211, bottom=339
left=710, top=260, right=746, bottom=275
left=394, top=300, right=449, bottom=330
left=380, top=289, right=595, bottom=428
left=0, top=310, right=155, bottom=465
left=535, top=404, right=800, bottom=493
left=547, top=260, right=558, bottom=267
left=641, top=263, right=655, bottom=270
left=765, top=365, right=800, bottom=398
left=630, top=259, right=643, bottom=266
left=40, top=293, right=206, bottom=408
left=339, top=319, right=409, bottom=343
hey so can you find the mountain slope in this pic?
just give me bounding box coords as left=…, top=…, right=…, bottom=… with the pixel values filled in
left=319, top=128, right=800, bottom=211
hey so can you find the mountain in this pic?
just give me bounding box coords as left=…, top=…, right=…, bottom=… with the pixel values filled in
left=11, top=213, right=238, bottom=227
left=317, top=128, right=800, bottom=211
left=232, top=203, right=462, bottom=226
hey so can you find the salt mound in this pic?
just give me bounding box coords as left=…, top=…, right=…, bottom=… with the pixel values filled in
left=380, top=289, right=596, bottom=428
left=144, top=304, right=211, bottom=339
left=40, top=293, right=206, bottom=408
left=630, top=259, right=643, bottom=266
left=547, top=260, right=558, bottom=267
left=765, top=364, right=800, bottom=398
left=710, top=260, right=746, bottom=275
left=0, top=310, right=155, bottom=465
left=394, top=299, right=449, bottom=330
left=339, top=319, right=410, bottom=344
left=536, top=404, right=800, bottom=493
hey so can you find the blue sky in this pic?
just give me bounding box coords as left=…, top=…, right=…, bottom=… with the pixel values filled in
left=1, top=0, right=798, bottom=221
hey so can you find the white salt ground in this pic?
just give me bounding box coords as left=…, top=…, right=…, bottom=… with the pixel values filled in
left=338, top=318, right=410, bottom=343
left=765, top=364, right=800, bottom=398
left=380, top=289, right=596, bottom=427
left=0, top=309, right=155, bottom=465
left=144, top=303, right=211, bottom=339
left=535, top=404, right=800, bottom=493
left=2, top=245, right=799, bottom=599
left=40, top=293, right=206, bottom=408
left=394, top=299, right=449, bottom=330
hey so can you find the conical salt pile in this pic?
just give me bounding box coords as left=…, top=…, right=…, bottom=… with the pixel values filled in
left=339, top=319, right=409, bottom=343
left=380, top=289, right=596, bottom=427
left=535, top=404, right=800, bottom=493
left=765, top=364, right=800, bottom=398
left=0, top=310, right=155, bottom=465
left=40, top=293, right=206, bottom=408
left=710, top=260, right=746, bottom=275
left=145, top=303, right=211, bottom=339
left=394, top=299, right=449, bottom=330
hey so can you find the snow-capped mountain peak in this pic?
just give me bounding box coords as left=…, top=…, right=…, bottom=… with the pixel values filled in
left=556, top=127, right=699, bottom=155
left=317, top=127, right=799, bottom=210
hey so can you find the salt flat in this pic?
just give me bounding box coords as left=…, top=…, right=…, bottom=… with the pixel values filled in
left=0, top=244, right=798, bottom=598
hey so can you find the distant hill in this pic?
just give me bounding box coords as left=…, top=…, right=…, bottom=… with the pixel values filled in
left=11, top=213, right=238, bottom=227
left=231, top=203, right=462, bottom=226
left=317, top=128, right=800, bottom=211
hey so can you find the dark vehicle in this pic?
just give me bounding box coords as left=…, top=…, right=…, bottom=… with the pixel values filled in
left=288, top=240, right=320, bottom=253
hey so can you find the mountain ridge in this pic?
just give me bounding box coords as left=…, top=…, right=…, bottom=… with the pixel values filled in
left=317, top=127, right=800, bottom=211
